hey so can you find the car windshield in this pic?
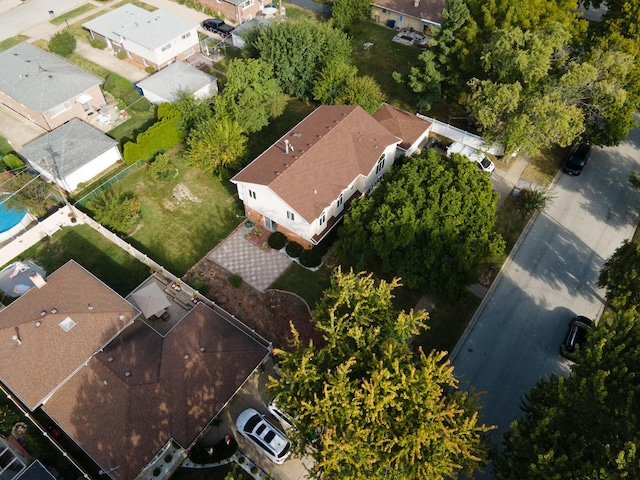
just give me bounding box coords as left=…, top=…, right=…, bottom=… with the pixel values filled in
left=480, top=157, right=492, bottom=168
left=245, top=414, right=260, bottom=432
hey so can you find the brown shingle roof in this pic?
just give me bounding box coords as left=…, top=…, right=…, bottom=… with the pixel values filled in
left=0, top=261, right=139, bottom=410
left=232, top=105, right=400, bottom=222
left=43, top=303, right=269, bottom=480
left=372, top=0, right=445, bottom=24
left=372, top=103, right=432, bottom=151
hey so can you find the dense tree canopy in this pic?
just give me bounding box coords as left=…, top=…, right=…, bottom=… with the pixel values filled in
left=331, top=0, right=372, bottom=31
left=598, top=241, right=640, bottom=311
left=496, top=310, right=640, bottom=479
left=4, top=172, right=53, bottom=218
left=87, top=189, right=141, bottom=234
left=186, top=116, right=247, bottom=177
left=252, top=20, right=352, bottom=100
left=336, top=150, right=504, bottom=300
left=270, top=269, right=491, bottom=480
left=213, top=58, right=286, bottom=134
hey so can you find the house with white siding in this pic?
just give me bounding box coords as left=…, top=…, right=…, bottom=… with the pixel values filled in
left=231, top=105, right=401, bottom=248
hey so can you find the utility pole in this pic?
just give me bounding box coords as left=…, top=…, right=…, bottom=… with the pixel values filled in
left=40, top=153, right=77, bottom=223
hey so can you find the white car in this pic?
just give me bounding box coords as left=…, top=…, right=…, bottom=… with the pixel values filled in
left=446, top=141, right=495, bottom=175
left=268, top=399, right=296, bottom=431
left=235, top=408, right=291, bottom=464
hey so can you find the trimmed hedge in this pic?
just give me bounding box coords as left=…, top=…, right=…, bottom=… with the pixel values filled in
left=123, top=117, right=184, bottom=164
left=3, top=153, right=24, bottom=170
left=268, top=231, right=287, bottom=250
left=285, top=241, right=303, bottom=258
left=300, top=247, right=322, bottom=268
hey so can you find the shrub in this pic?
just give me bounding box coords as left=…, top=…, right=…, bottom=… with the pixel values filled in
left=0, top=404, right=19, bottom=435
left=89, top=39, right=107, bottom=49
left=87, top=188, right=141, bottom=234
left=516, top=187, right=555, bottom=217
left=228, top=274, right=243, bottom=288
left=145, top=66, right=156, bottom=74
left=148, top=153, right=175, bottom=181
left=189, top=436, right=238, bottom=464
left=251, top=466, right=259, bottom=474
left=286, top=241, right=303, bottom=258
left=268, top=231, right=287, bottom=250
left=3, top=153, right=24, bottom=171
left=116, top=52, right=126, bottom=60
left=123, top=117, right=184, bottom=164
left=190, top=277, right=210, bottom=296
left=49, top=31, right=76, bottom=56
left=103, top=73, right=151, bottom=113
left=300, top=248, right=322, bottom=268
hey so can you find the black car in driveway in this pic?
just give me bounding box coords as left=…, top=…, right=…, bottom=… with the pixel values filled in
left=561, top=315, right=593, bottom=358
left=563, top=144, right=591, bottom=176
left=202, top=18, right=235, bottom=37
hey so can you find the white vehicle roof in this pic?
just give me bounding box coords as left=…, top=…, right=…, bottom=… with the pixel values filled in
left=446, top=142, right=484, bottom=163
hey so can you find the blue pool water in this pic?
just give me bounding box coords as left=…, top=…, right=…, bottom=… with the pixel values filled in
left=0, top=198, right=26, bottom=233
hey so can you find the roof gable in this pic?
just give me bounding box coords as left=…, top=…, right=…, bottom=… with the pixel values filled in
left=136, top=61, right=217, bottom=102
left=0, top=43, right=102, bottom=114
left=372, top=103, right=431, bottom=150
left=42, top=304, right=269, bottom=480
left=20, top=119, right=119, bottom=178
left=83, top=5, right=198, bottom=51
left=232, top=105, right=400, bottom=221
left=0, top=261, right=139, bottom=409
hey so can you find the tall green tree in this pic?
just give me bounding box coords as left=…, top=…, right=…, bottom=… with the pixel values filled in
left=4, top=172, right=53, bottom=218
left=336, top=150, right=504, bottom=300
left=331, top=0, right=372, bottom=31
left=214, top=58, right=286, bottom=134
left=335, top=75, right=385, bottom=113
left=186, top=116, right=247, bottom=177
left=87, top=188, right=141, bottom=234
left=252, top=20, right=352, bottom=100
left=270, top=269, right=491, bottom=480
left=598, top=241, right=640, bottom=311
left=496, top=310, right=640, bottom=480
left=172, top=91, right=214, bottom=137
left=313, top=59, right=358, bottom=105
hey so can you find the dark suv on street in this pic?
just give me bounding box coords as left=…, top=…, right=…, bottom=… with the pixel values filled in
left=561, top=315, right=593, bottom=358
left=563, top=144, right=591, bottom=176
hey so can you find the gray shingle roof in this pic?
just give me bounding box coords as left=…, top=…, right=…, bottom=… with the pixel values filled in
left=136, top=61, right=217, bottom=102
left=0, top=43, right=102, bottom=114
left=20, top=119, right=118, bottom=178
left=83, top=4, right=198, bottom=51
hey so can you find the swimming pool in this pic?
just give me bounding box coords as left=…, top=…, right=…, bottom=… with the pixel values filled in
left=0, top=200, right=26, bottom=232
left=0, top=196, right=31, bottom=243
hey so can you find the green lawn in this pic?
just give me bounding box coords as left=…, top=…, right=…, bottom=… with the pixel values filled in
left=50, top=4, right=96, bottom=25
left=0, top=35, right=29, bottom=52
left=10, top=224, right=149, bottom=296
left=349, top=21, right=422, bottom=111
left=85, top=147, right=243, bottom=276
left=271, top=263, right=332, bottom=310
left=107, top=108, right=156, bottom=148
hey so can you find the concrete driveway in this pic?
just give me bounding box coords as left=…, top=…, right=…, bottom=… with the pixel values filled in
left=451, top=124, right=640, bottom=448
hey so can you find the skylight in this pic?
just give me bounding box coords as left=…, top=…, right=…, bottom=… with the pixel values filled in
left=59, top=317, right=77, bottom=332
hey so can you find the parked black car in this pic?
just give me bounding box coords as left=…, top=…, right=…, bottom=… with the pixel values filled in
left=563, top=144, right=591, bottom=176
left=561, top=315, right=593, bottom=358
left=202, top=18, right=234, bottom=37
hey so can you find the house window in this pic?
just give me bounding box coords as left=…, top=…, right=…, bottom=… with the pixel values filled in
left=287, top=211, right=295, bottom=221
left=161, top=43, right=172, bottom=52
left=182, top=32, right=191, bottom=39
left=249, top=189, right=256, bottom=199
left=241, top=0, right=254, bottom=8
left=49, top=101, right=71, bottom=117
left=319, top=212, right=326, bottom=226
left=375, top=154, right=386, bottom=174
left=337, top=194, right=343, bottom=208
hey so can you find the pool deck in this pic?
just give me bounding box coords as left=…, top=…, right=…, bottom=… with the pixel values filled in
left=0, top=206, right=83, bottom=267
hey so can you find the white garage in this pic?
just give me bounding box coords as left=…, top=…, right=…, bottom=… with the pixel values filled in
left=136, top=61, right=218, bottom=105
left=20, top=119, right=121, bottom=192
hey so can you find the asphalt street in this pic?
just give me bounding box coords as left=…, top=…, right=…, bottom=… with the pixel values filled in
left=452, top=122, right=640, bottom=449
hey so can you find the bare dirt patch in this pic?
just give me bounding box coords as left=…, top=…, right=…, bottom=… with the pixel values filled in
left=184, top=258, right=323, bottom=350
left=173, top=183, right=201, bottom=204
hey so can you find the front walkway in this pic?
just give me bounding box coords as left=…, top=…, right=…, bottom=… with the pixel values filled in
left=208, top=225, right=292, bottom=292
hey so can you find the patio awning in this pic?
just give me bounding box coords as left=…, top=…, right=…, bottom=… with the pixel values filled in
left=131, top=282, right=171, bottom=319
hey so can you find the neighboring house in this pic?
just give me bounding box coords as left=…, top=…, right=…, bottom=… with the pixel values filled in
left=135, top=61, right=218, bottom=105
left=0, top=261, right=270, bottom=480
left=0, top=42, right=105, bottom=132
left=198, top=0, right=263, bottom=27
left=83, top=4, right=200, bottom=71
left=231, top=105, right=401, bottom=248
left=20, top=119, right=121, bottom=192
left=373, top=103, right=432, bottom=158
left=371, top=0, right=445, bottom=32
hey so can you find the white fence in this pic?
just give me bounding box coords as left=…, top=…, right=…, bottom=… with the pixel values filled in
left=418, top=115, right=506, bottom=157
